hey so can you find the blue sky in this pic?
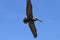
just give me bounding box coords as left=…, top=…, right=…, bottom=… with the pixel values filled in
left=0, top=0, right=60, bottom=40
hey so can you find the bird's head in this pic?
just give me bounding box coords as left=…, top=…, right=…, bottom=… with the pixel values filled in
left=23, top=17, right=28, bottom=24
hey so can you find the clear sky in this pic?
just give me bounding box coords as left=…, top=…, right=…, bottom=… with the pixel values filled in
left=0, top=0, right=60, bottom=40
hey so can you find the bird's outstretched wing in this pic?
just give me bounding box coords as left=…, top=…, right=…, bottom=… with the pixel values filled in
left=26, top=0, right=33, bottom=18
left=26, top=0, right=37, bottom=38
left=28, top=22, right=37, bottom=38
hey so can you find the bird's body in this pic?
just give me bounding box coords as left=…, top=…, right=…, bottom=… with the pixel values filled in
left=23, top=0, right=42, bottom=38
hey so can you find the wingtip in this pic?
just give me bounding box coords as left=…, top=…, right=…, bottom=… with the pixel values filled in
left=33, top=34, right=37, bottom=38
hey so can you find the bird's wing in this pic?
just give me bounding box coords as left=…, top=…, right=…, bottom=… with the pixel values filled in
left=28, top=22, right=37, bottom=38
left=26, top=0, right=33, bottom=18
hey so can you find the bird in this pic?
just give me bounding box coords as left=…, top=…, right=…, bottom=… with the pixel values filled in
left=23, top=0, right=42, bottom=38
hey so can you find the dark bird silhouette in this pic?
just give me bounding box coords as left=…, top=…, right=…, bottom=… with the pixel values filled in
left=23, top=0, right=42, bottom=38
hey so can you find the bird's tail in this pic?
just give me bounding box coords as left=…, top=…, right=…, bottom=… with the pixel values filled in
left=35, top=17, right=43, bottom=22
left=37, top=19, right=43, bottom=23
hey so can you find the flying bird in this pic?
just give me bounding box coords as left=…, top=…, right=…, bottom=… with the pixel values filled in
left=23, top=0, right=42, bottom=38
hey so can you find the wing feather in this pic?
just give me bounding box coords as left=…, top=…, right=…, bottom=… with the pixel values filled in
left=28, top=22, right=37, bottom=38
left=26, top=0, right=33, bottom=18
